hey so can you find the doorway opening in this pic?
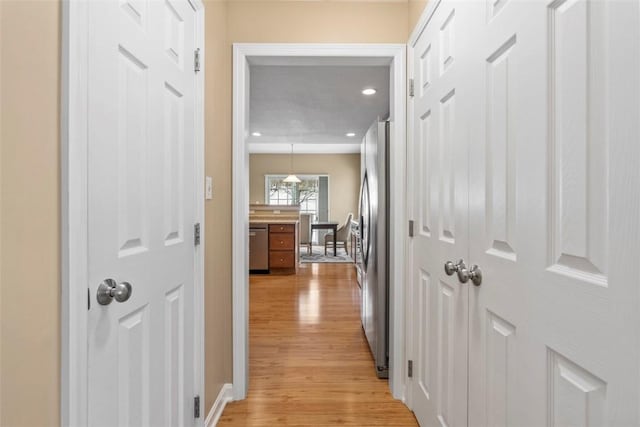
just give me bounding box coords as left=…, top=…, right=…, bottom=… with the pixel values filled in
left=232, top=44, right=406, bottom=401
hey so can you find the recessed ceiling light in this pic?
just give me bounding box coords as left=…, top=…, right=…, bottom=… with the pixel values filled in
left=346, top=132, right=356, bottom=137
left=252, top=132, right=261, bottom=137
left=362, top=88, right=377, bottom=96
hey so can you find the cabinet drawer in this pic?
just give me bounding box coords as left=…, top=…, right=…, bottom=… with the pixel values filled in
left=269, top=251, right=295, bottom=268
left=269, top=233, right=295, bottom=250
left=269, top=224, right=295, bottom=234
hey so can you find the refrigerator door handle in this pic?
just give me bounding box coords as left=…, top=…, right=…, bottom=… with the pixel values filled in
left=359, top=171, right=371, bottom=268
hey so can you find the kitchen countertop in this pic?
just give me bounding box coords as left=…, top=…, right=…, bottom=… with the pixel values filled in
left=249, top=204, right=300, bottom=226
left=249, top=219, right=299, bottom=224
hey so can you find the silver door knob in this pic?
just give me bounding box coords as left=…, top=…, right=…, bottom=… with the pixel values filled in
left=444, top=259, right=466, bottom=280
left=97, top=278, right=133, bottom=305
left=456, top=263, right=470, bottom=283
left=456, top=264, right=483, bottom=286
left=468, top=265, right=482, bottom=286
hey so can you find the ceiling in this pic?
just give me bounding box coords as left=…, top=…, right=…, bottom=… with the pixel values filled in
left=248, top=64, right=390, bottom=153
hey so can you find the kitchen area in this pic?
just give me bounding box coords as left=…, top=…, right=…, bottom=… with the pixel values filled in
left=247, top=119, right=390, bottom=380
left=249, top=204, right=300, bottom=275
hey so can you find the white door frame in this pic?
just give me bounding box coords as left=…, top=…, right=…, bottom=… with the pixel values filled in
left=60, top=1, right=206, bottom=425
left=232, top=43, right=407, bottom=401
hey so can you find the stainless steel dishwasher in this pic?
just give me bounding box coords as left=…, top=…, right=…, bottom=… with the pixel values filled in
left=249, top=224, right=269, bottom=272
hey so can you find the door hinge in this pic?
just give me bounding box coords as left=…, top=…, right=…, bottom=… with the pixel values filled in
left=409, top=78, right=415, bottom=97
left=88, top=288, right=91, bottom=310
left=194, top=48, right=201, bottom=73
left=194, top=223, right=201, bottom=246
left=408, top=360, right=413, bottom=378
left=194, top=395, right=200, bottom=418
left=409, top=220, right=414, bottom=238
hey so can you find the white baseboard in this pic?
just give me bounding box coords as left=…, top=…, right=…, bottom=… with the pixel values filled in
left=205, top=383, right=233, bottom=427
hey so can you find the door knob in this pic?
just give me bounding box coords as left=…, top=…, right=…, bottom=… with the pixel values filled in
left=468, top=265, right=482, bottom=286
left=456, top=261, right=470, bottom=284
left=454, top=263, right=483, bottom=286
left=444, top=260, right=456, bottom=276
left=97, top=278, right=133, bottom=305
left=444, top=259, right=467, bottom=281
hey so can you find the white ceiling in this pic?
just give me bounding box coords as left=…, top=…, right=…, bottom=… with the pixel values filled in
left=248, top=64, right=390, bottom=153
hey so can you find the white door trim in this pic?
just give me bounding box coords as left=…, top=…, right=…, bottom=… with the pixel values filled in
left=404, top=0, right=442, bottom=412
left=193, top=2, right=206, bottom=424
left=232, top=43, right=407, bottom=401
left=408, top=0, right=442, bottom=47
left=60, top=1, right=206, bottom=425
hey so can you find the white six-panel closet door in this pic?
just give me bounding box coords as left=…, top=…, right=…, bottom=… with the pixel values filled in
left=408, top=0, right=640, bottom=426
left=468, top=1, right=640, bottom=426
left=407, top=1, right=477, bottom=425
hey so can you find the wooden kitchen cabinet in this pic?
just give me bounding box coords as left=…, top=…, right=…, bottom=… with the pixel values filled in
left=268, top=223, right=298, bottom=274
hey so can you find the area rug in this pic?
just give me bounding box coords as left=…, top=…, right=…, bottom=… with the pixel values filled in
left=300, top=245, right=354, bottom=263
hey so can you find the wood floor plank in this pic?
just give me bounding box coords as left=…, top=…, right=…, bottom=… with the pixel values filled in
left=218, top=263, right=417, bottom=426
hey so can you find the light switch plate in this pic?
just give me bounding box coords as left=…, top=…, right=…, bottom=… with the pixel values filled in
left=205, top=176, right=213, bottom=199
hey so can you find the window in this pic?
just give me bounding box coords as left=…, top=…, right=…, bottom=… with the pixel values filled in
left=265, top=175, right=328, bottom=219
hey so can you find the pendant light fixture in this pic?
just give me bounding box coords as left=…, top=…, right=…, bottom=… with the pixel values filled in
left=283, top=144, right=301, bottom=183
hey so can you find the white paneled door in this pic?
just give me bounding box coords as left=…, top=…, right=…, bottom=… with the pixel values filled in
left=407, top=2, right=477, bottom=425
left=468, top=0, right=640, bottom=425
left=87, top=1, right=199, bottom=426
left=409, top=0, right=640, bottom=426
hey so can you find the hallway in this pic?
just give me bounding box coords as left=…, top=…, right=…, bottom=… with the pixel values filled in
left=218, top=263, right=417, bottom=426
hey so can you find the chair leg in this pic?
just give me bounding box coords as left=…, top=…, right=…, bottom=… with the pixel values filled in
left=345, top=242, right=348, bottom=255
left=324, top=242, right=327, bottom=256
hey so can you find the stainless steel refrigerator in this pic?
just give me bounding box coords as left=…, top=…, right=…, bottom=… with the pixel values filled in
left=358, top=119, right=389, bottom=379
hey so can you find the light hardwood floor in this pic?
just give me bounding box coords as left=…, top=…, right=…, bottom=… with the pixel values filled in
left=218, top=263, right=417, bottom=426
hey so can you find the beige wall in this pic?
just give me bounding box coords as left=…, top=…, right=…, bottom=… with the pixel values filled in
left=0, top=1, right=61, bottom=426
left=227, top=1, right=409, bottom=44
left=409, top=0, right=429, bottom=34
left=203, top=0, right=234, bottom=413
left=250, top=154, right=361, bottom=224
left=0, top=0, right=425, bottom=424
